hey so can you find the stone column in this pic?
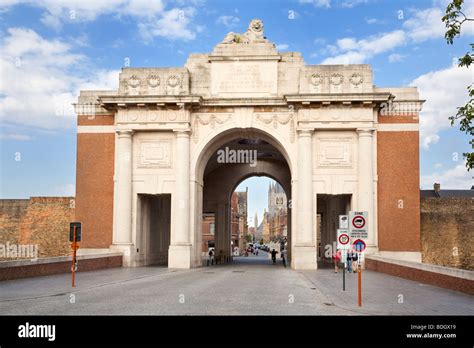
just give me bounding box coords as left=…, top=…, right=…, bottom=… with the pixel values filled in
left=293, top=129, right=317, bottom=269
left=114, top=130, right=133, bottom=245
left=168, top=130, right=192, bottom=268
left=113, top=130, right=134, bottom=266
left=357, top=128, right=376, bottom=248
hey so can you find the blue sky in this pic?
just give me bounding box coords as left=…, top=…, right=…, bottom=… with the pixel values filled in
left=0, top=0, right=473, bottom=222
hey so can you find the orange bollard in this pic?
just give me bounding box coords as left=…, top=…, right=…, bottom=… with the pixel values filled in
left=358, top=264, right=362, bottom=307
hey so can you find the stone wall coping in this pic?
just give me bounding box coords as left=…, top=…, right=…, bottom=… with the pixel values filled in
left=366, top=254, right=474, bottom=280
left=286, top=92, right=392, bottom=103
left=0, top=252, right=123, bottom=268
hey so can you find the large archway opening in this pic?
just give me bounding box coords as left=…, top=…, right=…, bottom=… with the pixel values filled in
left=228, top=176, right=289, bottom=267
left=197, top=129, right=292, bottom=268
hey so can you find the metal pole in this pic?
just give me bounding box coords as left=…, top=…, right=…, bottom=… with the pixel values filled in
left=72, top=225, right=76, bottom=288
left=342, top=251, right=347, bottom=291
left=357, top=252, right=361, bottom=306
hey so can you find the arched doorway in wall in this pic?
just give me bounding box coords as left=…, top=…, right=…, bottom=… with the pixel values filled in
left=195, top=129, right=292, bottom=268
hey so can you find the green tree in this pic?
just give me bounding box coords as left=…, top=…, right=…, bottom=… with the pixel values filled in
left=442, top=0, right=474, bottom=170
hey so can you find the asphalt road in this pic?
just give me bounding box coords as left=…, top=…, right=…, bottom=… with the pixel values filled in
left=1, top=252, right=472, bottom=315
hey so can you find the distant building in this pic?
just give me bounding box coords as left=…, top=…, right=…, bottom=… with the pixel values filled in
left=202, top=189, right=248, bottom=253
left=261, top=182, right=288, bottom=243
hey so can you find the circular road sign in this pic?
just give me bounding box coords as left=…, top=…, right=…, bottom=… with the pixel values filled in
left=352, top=215, right=366, bottom=229
left=338, top=233, right=350, bottom=245
left=353, top=239, right=366, bottom=252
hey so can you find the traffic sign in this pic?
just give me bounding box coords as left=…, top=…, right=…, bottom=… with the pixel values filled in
left=353, top=239, right=366, bottom=252
left=69, top=222, right=82, bottom=242
left=337, top=229, right=351, bottom=250
left=339, top=215, right=349, bottom=229
left=349, top=211, right=368, bottom=239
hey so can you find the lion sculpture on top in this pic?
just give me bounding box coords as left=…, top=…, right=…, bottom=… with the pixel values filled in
left=221, top=19, right=269, bottom=44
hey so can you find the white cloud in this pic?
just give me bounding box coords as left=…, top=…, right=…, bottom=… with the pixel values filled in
left=321, top=30, right=406, bottom=64
left=321, top=4, right=473, bottom=64
left=0, top=0, right=201, bottom=42
left=0, top=133, right=32, bottom=141
left=388, top=53, right=406, bottom=63
left=410, top=64, right=474, bottom=149
left=138, top=7, right=198, bottom=42
left=216, top=15, right=240, bottom=28
left=276, top=44, right=289, bottom=50
left=0, top=28, right=119, bottom=130
left=421, top=163, right=473, bottom=189
left=299, top=0, right=331, bottom=8
left=403, top=8, right=445, bottom=42
left=404, top=2, right=474, bottom=42
left=340, top=0, right=368, bottom=8
left=365, top=17, right=378, bottom=24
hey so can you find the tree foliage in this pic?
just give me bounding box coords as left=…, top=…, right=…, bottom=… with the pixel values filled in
left=442, top=0, right=474, bottom=170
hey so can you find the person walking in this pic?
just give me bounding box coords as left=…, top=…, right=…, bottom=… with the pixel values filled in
left=347, top=250, right=353, bottom=273
left=332, top=250, right=342, bottom=273
left=281, top=248, right=287, bottom=268
left=351, top=251, right=358, bottom=273
left=208, top=249, right=214, bottom=266
left=270, top=249, right=278, bottom=264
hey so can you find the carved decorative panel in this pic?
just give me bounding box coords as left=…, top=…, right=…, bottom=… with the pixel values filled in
left=317, top=138, right=352, bottom=167
left=138, top=140, right=172, bottom=168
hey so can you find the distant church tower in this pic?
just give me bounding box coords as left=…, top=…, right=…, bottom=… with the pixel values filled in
left=268, top=182, right=286, bottom=216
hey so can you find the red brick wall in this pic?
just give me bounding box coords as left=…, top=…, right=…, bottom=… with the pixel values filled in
left=366, top=258, right=474, bottom=295
left=421, top=198, right=473, bottom=270
left=75, top=132, right=115, bottom=248
left=0, top=197, right=74, bottom=259
left=377, top=131, right=421, bottom=251
left=0, top=255, right=122, bottom=281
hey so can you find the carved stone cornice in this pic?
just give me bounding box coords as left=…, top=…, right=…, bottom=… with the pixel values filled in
left=98, top=95, right=202, bottom=110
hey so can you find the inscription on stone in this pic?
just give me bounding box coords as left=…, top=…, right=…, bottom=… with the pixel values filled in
left=211, top=61, right=277, bottom=96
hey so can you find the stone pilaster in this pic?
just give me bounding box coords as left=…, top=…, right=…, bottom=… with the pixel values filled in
left=357, top=128, right=376, bottom=248
left=168, top=130, right=192, bottom=268
left=112, top=130, right=134, bottom=265
left=293, top=129, right=317, bottom=269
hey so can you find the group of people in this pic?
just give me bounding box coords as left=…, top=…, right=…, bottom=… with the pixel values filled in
left=207, top=249, right=225, bottom=265
left=208, top=246, right=287, bottom=267
left=271, top=248, right=287, bottom=267
left=332, top=249, right=359, bottom=273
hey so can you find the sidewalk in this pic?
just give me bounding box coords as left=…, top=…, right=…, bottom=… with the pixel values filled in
left=302, top=268, right=474, bottom=315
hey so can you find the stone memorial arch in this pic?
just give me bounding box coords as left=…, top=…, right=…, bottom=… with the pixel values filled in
left=74, top=19, right=424, bottom=269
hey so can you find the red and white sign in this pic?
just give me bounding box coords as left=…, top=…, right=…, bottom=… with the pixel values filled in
left=352, top=215, right=366, bottom=229
left=337, top=229, right=350, bottom=250
left=349, top=211, right=368, bottom=239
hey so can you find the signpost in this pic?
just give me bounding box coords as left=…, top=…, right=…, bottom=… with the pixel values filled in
left=353, top=236, right=366, bottom=307
left=337, top=228, right=350, bottom=291
left=69, top=222, right=81, bottom=287
left=349, top=211, right=368, bottom=307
